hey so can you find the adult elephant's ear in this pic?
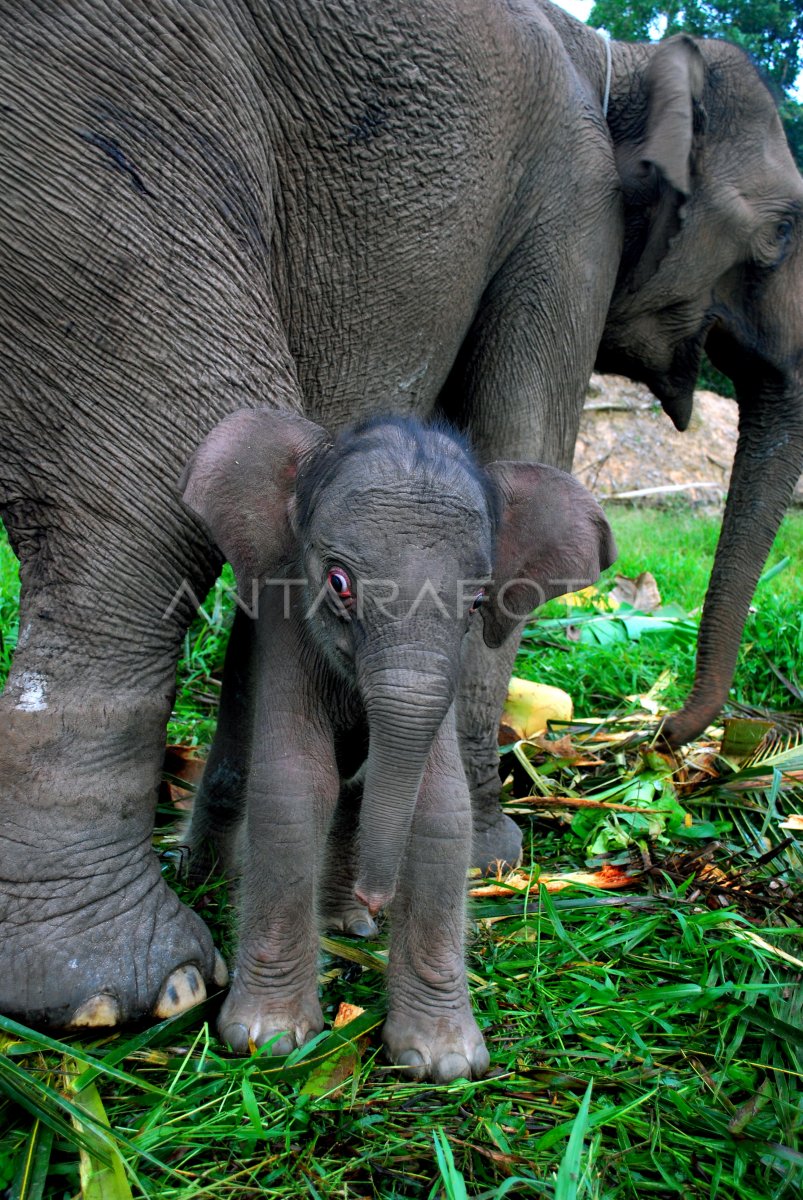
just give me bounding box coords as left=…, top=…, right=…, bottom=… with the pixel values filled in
left=180, top=408, right=329, bottom=594
left=480, top=462, right=617, bottom=650
left=616, top=34, right=705, bottom=293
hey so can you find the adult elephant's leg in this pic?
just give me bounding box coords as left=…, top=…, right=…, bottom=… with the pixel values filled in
left=441, top=180, right=621, bottom=871
left=0, top=504, right=226, bottom=1028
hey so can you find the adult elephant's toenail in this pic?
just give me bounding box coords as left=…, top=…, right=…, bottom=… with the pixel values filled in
left=68, top=993, right=121, bottom=1028
left=153, top=964, right=207, bottom=1018
left=213, top=950, right=229, bottom=987
left=434, top=1052, right=471, bottom=1083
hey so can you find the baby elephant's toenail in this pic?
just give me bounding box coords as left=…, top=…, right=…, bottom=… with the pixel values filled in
left=213, top=950, right=229, bottom=987
left=433, top=1052, right=471, bottom=1083
left=396, top=1049, right=427, bottom=1080
left=219, top=1022, right=251, bottom=1053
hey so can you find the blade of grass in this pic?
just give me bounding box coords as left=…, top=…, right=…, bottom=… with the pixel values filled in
left=0, top=1015, right=165, bottom=1095
left=66, top=1061, right=135, bottom=1200
left=0, top=1054, right=107, bottom=1157
left=554, top=1081, right=593, bottom=1200
left=431, top=1127, right=468, bottom=1200
left=8, top=1119, right=53, bottom=1200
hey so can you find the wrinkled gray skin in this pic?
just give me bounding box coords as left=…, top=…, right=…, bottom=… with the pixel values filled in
left=181, top=413, right=615, bottom=1078
left=1, top=0, right=801, bottom=1036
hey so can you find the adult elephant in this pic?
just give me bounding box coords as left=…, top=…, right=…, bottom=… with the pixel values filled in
left=0, top=0, right=800, bottom=1029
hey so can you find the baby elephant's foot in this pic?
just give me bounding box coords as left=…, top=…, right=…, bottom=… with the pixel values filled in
left=218, top=984, right=324, bottom=1056
left=383, top=1001, right=490, bottom=1083
left=321, top=897, right=378, bottom=939
left=471, top=811, right=523, bottom=874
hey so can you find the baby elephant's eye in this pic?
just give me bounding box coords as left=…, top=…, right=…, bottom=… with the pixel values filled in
left=327, top=568, right=352, bottom=600
left=470, top=589, right=487, bottom=614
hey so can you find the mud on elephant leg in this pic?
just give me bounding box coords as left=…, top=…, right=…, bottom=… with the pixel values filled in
left=319, top=770, right=377, bottom=939
left=457, top=618, right=526, bottom=874
left=0, top=526, right=226, bottom=1028
left=383, top=713, right=489, bottom=1082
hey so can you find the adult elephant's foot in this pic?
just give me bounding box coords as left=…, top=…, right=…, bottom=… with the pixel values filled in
left=0, top=851, right=226, bottom=1029
left=218, top=983, right=324, bottom=1055
left=383, top=997, right=490, bottom=1083
left=0, top=697, right=225, bottom=1029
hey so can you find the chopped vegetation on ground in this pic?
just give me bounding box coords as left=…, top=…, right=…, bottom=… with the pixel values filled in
left=0, top=507, right=802, bottom=1198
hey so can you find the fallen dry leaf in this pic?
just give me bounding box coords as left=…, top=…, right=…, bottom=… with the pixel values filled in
left=734, top=929, right=803, bottom=970
left=509, top=795, right=675, bottom=814
left=779, top=814, right=803, bottom=830
left=161, top=744, right=207, bottom=812
left=527, top=733, right=581, bottom=760
left=609, top=571, right=662, bottom=613
left=333, top=1002, right=366, bottom=1029
left=469, top=863, right=635, bottom=897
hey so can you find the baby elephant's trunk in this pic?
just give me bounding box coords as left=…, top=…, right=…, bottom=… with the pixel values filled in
left=355, top=662, right=455, bottom=915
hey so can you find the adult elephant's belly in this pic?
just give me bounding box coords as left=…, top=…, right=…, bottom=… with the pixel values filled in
left=275, top=169, right=503, bottom=428
left=264, top=6, right=525, bottom=429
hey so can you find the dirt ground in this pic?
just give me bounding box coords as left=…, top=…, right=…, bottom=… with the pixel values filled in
left=574, top=373, right=803, bottom=506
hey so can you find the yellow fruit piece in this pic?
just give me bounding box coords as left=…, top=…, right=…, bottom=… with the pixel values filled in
left=502, top=678, right=573, bottom=739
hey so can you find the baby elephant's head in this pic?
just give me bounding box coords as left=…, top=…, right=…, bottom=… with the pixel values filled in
left=181, top=408, right=616, bottom=910
left=291, top=416, right=500, bottom=684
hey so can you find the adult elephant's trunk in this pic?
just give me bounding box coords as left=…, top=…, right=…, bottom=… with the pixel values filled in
left=663, top=388, right=803, bottom=746
left=354, top=659, right=455, bottom=915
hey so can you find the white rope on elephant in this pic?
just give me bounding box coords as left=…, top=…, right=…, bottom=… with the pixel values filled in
left=599, top=30, right=612, bottom=119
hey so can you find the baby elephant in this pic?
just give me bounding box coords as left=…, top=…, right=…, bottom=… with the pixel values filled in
left=181, top=411, right=615, bottom=1082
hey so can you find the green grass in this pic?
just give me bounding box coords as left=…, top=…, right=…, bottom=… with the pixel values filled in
left=0, top=508, right=802, bottom=1199
left=0, top=526, right=19, bottom=684
left=519, top=507, right=803, bottom=718
left=169, top=566, right=237, bottom=746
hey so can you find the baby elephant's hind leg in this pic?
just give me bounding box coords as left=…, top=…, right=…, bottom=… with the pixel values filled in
left=320, top=769, right=378, bottom=939
left=186, top=609, right=255, bottom=884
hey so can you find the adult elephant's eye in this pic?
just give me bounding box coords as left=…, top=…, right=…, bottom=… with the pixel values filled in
left=327, top=568, right=352, bottom=600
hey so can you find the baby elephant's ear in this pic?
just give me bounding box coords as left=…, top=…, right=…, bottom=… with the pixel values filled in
left=480, top=461, right=617, bottom=649
left=180, top=407, right=328, bottom=593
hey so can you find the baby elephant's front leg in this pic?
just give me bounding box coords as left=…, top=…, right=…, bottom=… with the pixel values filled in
left=219, top=726, right=337, bottom=1055
left=383, top=713, right=490, bottom=1083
